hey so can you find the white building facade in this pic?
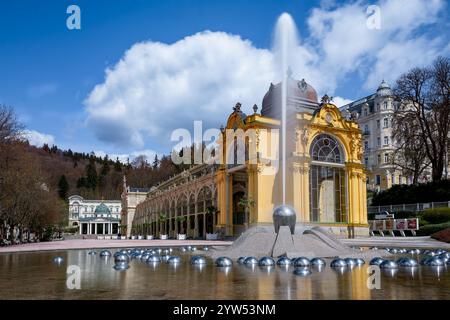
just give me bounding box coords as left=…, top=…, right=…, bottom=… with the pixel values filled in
left=68, top=195, right=122, bottom=235
left=121, top=177, right=149, bottom=238
left=341, top=81, right=412, bottom=191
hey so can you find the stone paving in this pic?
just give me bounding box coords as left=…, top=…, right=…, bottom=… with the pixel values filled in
left=0, top=239, right=233, bottom=254
left=342, top=236, right=450, bottom=249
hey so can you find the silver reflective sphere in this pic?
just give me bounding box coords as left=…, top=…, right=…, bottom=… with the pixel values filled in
left=113, top=262, right=129, bottom=271
left=243, top=257, right=258, bottom=265
left=438, top=252, right=450, bottom=262
left=156, top=248, right=163, bottom=254
left=237, top=256, right=248, bottom=264
left=380, top=260, right=398, bottom=269
left=293, top=267, right=311, bottom=277
left=88, top=250, right=97, bottom=255
left=258, top=257, right=275, bottom=266
left=293, top=257, right=310, bottom=267
left=167, top=256, right=181, bottom=264
left=272, top=204, right=296, bottom=235
left=186, top=246, right=192, bottom=251
left=114, top=254, right=130, bottom=263
left=147, top=255, right=161, bottom=263
left=310, top=258, right=326, bottom=266
left=99, top=250, right=111, bottom=257
left=203, top=247, right=209, bottom=251
left=389, top=248, right=398, bottom=254
left=355, top=258, right=365, bottom=266
left=180, top=247, right=187, bottom=252
left=162, top=249, right=170, bottom=255
left=427, top=257, right=444, bottom=267
left=330, top=259, right=347, bottom=268
left=161, top=254, right=170, bottom=262
left=53, top=256, right=64, bottom=264
left=344, top=258, right=357, bottom=266
left=191, top=247, right=197, bottom=251
left=369, top=257, right=385, bottom=266
left=371, top=247, right=378, bottom=251
left=215, top=257, right=233, bottom=267
left=276, top=257, right=292, bottom=266
left=141, top=254, right=151, bottom=261
left=191, top=256, right=207, bottom=265
left=397, top=258, right=419, bottom=268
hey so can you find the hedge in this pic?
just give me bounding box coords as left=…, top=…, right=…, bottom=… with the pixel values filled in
left=371, top=179, right=450, bottom=206
left=416, top=222, right=450, bottom=236
left=421, top=207, right=450, bottom=224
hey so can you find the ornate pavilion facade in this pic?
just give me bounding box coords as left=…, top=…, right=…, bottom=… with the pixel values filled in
left=130, top=76, right=368, bottom=238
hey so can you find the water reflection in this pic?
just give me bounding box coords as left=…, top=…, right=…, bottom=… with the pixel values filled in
left=0, top=250, right=449, bottom=299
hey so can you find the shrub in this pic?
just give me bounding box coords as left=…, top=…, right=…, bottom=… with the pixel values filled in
left=421, top=207, right=450, bottom=224
left=416, top=222, right=450, bottom=236
left=371, top=180, right=450, bottom=206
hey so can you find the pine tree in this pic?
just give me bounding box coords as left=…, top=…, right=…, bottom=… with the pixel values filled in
left=85, top=159, right=98, bottom=191
left=152, top=154, right=159, bottom=169
left=58, top=175, right=69, bottom=200
left=114, top=157, right=122, bottom=172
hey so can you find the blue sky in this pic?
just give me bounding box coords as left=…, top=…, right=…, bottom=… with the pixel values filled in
left=0, top=0, right=448, bottom=161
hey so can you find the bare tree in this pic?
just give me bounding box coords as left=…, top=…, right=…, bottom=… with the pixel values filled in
left=393, top=56, right=450, bottom=182
left=0, top=105, right=23, bottom=143
left=392, top=111, right=430, bottom=184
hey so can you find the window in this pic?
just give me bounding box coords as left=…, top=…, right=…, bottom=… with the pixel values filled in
left=384, top=136, right=389, bottom=145
left=384, top=101, right=388, bottom=109
left=384, top=153, right=390, bottom=163
left=364, top=108, right=368, bottom=116
left=376, top=175, right=381, bottom=185
left=377, top=154, right=381, bottom=164
left=376, top=120, right=380, bottom=129
left=383, top=118, right=388, bottom=128
left=364, top=157, right=369, bottom=166
left=309, top=134, right=347, bottom=223
left=377, top=137, right=381, bottom=146
left=364, top=124, right=369, bottom=134
left=364, top=141, right=369, bottom=151
left=310, top=134, right=343, bottom=163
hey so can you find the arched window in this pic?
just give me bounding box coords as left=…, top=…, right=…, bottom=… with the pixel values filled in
left=310, top=134, right=343, bottom=163
left=309, top=134, right=347, bottom=223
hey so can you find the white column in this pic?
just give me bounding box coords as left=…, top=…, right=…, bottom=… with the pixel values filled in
left=88, top=223, right=91, bottom=235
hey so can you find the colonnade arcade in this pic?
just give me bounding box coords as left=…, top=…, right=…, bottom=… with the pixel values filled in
left=133, top=166, right=218, bottom=239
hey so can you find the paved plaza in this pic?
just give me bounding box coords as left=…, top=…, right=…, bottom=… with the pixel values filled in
left=0, top=239, right=233, bottom=254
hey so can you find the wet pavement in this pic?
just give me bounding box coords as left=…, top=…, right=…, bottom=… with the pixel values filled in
left=0, top=248, right=449, bottom=300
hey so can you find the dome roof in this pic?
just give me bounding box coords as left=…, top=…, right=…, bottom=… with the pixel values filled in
left=261, top=77, right=319, bottom=118
left=376, top=80, right=393, bottom=97
left=95, top=203, right=111, bottom=214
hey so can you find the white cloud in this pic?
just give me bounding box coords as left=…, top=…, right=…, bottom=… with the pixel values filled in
left=94, top=149, right=159, bottom=164
left=22, top=130, right=55, bottom=147
left=332, top=96, right=353, bottom=108
left=84, top=0, right=448, bottom=149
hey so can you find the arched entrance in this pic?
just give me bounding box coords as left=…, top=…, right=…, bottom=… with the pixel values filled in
left=309, top=134, right=347, bottom=223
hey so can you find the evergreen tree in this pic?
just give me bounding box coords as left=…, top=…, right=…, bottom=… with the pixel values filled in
left=85, top=159, right=98, bottom=190
left=152, top=154, right=159, bottom=169
left=58, top=175, right=69, bottom=200
left=114, top=157, right=122, bottom=172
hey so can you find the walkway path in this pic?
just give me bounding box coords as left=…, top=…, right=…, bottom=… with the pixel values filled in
left=0, top=239, right=233, bottom=254
left=342, top=236, right=450, bottom=249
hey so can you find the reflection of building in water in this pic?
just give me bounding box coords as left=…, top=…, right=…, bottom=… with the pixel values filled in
left=68, top=195, right=121, bottom=235
left=131, top=76, right=368, bottom=238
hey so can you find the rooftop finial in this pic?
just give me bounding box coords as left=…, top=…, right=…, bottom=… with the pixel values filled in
left=321, top=94, right=331, bottom=104
left=253, top=104, right=258, bottom=114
